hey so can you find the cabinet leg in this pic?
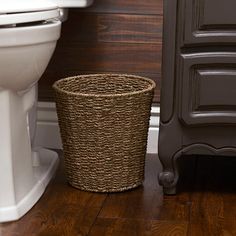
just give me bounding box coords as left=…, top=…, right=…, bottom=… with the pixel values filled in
left=158, top=150, right=181, bottom=195
left=158, top=121, right=182, bottom=195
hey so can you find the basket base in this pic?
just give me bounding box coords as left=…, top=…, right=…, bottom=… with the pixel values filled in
left=67, top=181, right=143, bottom=193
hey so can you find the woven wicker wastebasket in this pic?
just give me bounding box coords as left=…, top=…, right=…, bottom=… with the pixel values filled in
left=53, top=74, right=156, bottom=192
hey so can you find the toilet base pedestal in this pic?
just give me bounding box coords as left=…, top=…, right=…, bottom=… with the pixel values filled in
left=0, top=148, right=59, bottom=223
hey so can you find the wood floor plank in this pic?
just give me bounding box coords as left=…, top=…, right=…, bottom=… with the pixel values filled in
left=222, top=193, right=236, bottom=236
left=98, top=188, right=164, bottom=220
left=98, top=155, right=164, bottom=220
left=89, top=218, right=188, bottom=236
left=150, top=220, right=188, bottom=236
left=188, top=156, right=236, bottom=236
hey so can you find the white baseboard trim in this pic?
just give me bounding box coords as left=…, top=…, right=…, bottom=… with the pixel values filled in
left=35, top=102, right=160, bottom=154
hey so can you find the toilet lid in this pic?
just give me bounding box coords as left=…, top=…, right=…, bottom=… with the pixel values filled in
left=0, top=0, right=58, bottom=14
left=0, top=0, right=60, bottom=26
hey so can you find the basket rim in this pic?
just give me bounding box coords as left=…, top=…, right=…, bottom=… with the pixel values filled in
left=53, top=74, right=156, bottom=98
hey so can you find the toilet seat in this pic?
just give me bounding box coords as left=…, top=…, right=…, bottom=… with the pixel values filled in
left=0, top=9, right=60, bottom=26
left=0, top=0, right=59, bottom=26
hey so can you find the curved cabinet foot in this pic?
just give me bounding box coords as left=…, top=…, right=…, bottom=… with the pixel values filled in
left=158, top=149, right=182, bottom=195
left=158, top=171, right=177, bottom=194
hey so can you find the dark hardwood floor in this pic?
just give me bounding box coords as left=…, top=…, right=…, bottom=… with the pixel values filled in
left=1, top=153, right=236, bottom=236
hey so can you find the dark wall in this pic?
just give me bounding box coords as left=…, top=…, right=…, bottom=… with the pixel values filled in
left=39, top=0, right=163, bottom=103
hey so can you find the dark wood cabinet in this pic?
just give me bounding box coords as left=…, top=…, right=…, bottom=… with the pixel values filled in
left=158, top=0, right=236, bottom=194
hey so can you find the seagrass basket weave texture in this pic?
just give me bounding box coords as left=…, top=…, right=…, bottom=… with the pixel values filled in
left=53, top=74, right=156, bottom=192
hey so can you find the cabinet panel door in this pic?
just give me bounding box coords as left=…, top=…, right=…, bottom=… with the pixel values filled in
left=180, top=52, right=236, bottom=125
left=181, top=0, right=236, bottom=45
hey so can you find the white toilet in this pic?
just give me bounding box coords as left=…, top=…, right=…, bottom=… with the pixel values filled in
left=0, top=0, right=93, bottom=222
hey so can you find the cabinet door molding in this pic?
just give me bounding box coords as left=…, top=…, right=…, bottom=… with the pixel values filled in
left=182, top=0, right=236, bottom=45
left=180, top=52, right=236, bottom=125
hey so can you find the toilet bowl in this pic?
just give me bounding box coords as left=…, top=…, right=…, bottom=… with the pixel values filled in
left=0, top=0, right=93, bottom=222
